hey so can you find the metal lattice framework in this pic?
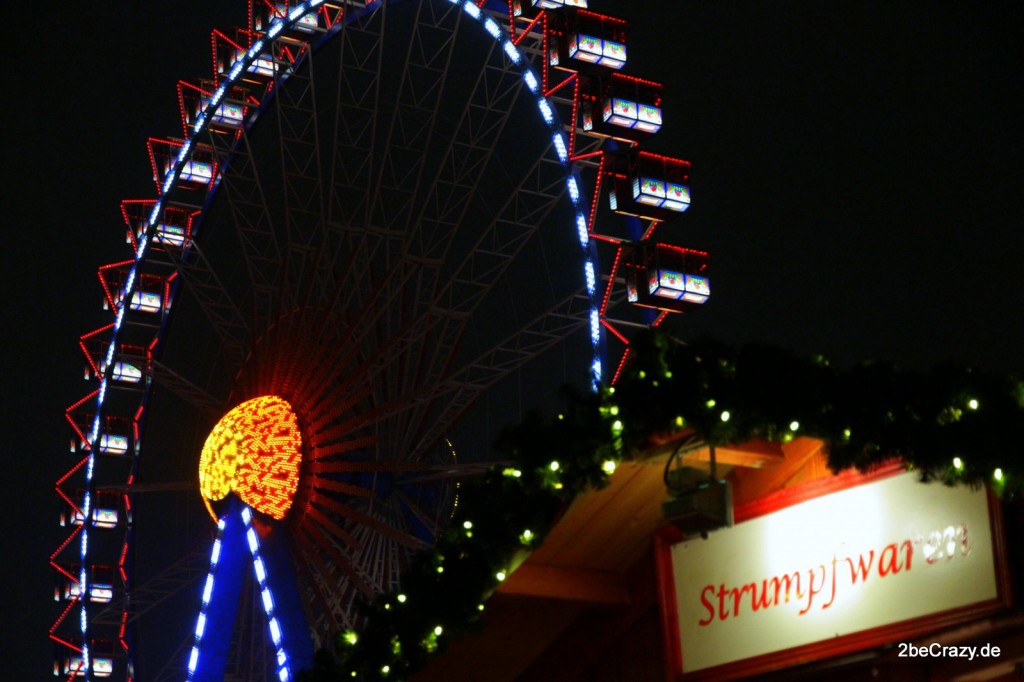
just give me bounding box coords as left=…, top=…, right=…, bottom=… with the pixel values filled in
left=51, top=1, right=706, bottom=680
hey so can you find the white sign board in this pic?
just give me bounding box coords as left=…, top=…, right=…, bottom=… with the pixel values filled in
left=667, top=471, right=1001, bottom=675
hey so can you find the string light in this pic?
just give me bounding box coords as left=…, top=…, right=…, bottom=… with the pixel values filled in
left=333, top=329, right=1020, bottom=678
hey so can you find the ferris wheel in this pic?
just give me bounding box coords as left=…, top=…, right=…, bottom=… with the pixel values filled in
left=50, top=1, right=710, bottom=680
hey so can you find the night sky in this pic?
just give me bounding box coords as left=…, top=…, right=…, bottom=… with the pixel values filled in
left=3, top=1, right=1021, bottom=678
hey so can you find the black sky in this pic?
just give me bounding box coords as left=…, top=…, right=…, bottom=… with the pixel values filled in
left=3, top=1, right=1021, bottom=678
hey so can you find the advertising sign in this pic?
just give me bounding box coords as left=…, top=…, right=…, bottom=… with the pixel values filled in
left=658, top=468, right=1010, bottom=680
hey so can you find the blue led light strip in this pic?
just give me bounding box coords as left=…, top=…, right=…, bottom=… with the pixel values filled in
left=451, top=0, right=603, bottom=389
left=240, top=506, right=292, bottom=682
left=186, top=518, right=227, bottom=681
left=75, top=3, right=329, bottom=671
left=78, top=0, right=603, bottom=670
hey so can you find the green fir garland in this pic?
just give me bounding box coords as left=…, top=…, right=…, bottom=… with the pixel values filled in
left=299, top=330, right=1022, bottom=680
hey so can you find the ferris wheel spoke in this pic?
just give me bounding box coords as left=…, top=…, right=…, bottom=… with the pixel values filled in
left=149, top=359, right=225, bottom=416
left=392, top=488, right=450, bottom=540
left=383, top=163, right=575, bottom=456
left=331, top=9, right=387, bottom=233
left=352, top=524, right=401, bottom=593
left=90, top=545, right=209, bottom=627
left=308, top=475, right=376, bottom=501
left=280, top=236, right=435, bottom=391
left=296, top=310, right=451, bottom=439
left=289, top=535, right=345, bottom=640
left=362, top=3, right=463, bottom=248
left=308, top=291, right=581, bottom=460
left=212, top=131, right=286, bottom=301
left=291, top=525, right=368, bottom=629
left=163, top=237, right=251, bottom=369
left=316, top=11, right=522, bottom=327
left=403, top=291, right=590, bottom=461
left=298, top=516, right=378, bottom=600
left=312, top=491, right=428, bottom=552
left=352, top=523, right=399, bottom=593
left=389, top=202, right=580, bottom=457
left=307, top=432, right=378, bottom=464
left=304, top=504, right=362, bottom=551
left=312, top=460, right=482, bottom=475
left=389, top=55, right=527, bottom=271
left=392, top=461, right=493, bottom=484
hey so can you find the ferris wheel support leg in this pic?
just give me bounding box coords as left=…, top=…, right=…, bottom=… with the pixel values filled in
left=186, top=507, right=248, bottom=682
left=250, top=510, right=316, bottom=675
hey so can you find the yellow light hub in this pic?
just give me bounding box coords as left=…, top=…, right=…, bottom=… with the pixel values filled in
left=199, top=395, right=302, bottom=520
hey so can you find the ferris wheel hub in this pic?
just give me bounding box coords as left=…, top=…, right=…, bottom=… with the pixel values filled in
left=198, top=395, right=303, bottom=520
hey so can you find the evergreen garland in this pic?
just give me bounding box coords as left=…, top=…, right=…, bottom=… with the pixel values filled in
left=299, top=331, right=1022, bottom=680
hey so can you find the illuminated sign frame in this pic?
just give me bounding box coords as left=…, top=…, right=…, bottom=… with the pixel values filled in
left=655, top=464, right=1013, bottom=681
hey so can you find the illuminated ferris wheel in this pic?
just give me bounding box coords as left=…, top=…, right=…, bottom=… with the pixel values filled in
left=50, top=1, right=710, bottom=680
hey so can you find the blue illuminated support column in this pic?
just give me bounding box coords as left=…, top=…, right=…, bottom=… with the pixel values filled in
left=242, top=508, right=315, bottom=678
left=240, top=506, right=312, bottom=681
left=186, top=507, right=248, bottom=682
left=185, top=505, right=312, bottom=682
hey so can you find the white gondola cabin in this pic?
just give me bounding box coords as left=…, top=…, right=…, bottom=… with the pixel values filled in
left=550, top=10, right=628, bottom=72
left=56, top=641, right=114, bottom=678
left=55, top=565, right=114, bottom=604
left=581, top=74, right=663, bottom=143
left=233, top=48, right=278, bottom=79
left=271, top=4, right=320, bottom=32
left=608, top=151, right=691, bottom=221
left=149, top=138, right=216, bottom=191
left=202, top=99, right=245, bottom=129
left=623, top=242, right=710, bottom=313
left=512, top=0, right=587, bottom=20
left=62, top=491, right=122, bottom=530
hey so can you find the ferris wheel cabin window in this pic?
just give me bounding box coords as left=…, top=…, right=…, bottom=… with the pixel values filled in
left=550, top=10, right=628, bottom=71
left=56, top=640, right=115, bottom=678
left=581, top=74, right=664, bottom=143
left=623, top=242, right=710, bottom=313
left=608, top=151, right=691, bottom=221
left=55, top=564, right=115, bottom=604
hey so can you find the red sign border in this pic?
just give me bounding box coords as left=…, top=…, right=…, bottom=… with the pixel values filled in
left=655, top=462, right=1014, bottom=682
